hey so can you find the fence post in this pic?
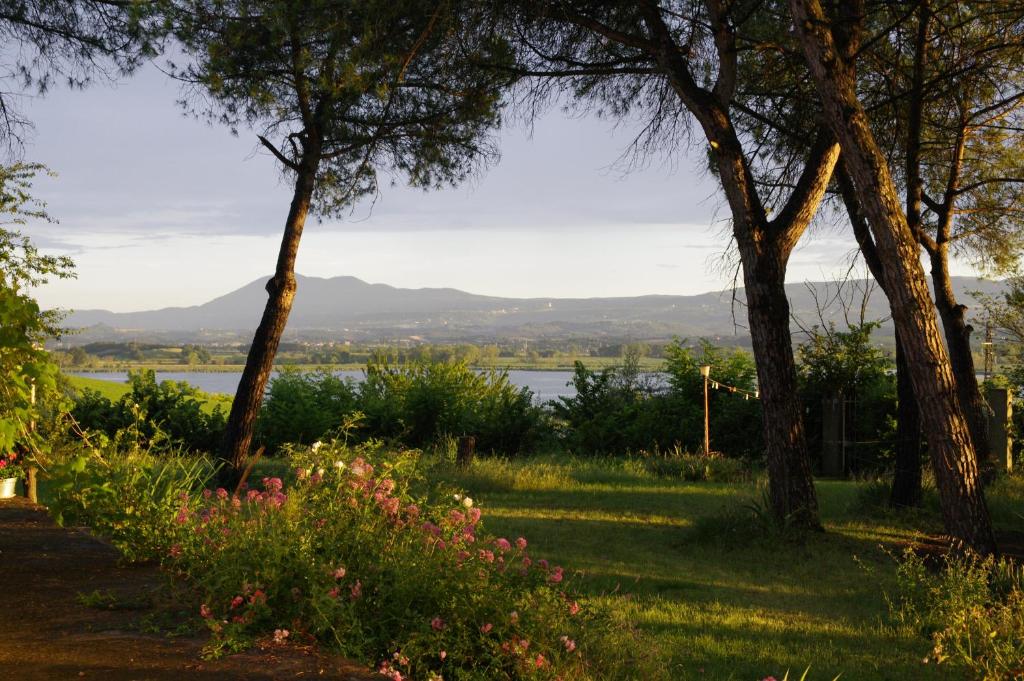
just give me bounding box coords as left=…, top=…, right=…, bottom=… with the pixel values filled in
left=985, top=387, right=1013, bottom=474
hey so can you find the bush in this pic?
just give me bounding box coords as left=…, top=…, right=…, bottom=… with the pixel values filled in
left=257, top=368, right=359, bottom=453
left=359, top=358, right=548, bottom=456
left=70, top=370, right=226, bottom=453
left=552, top=342, right=763, bottom=459
left=164, top=441, right=594, bottom=679
left=888, top=549, right=1024, bottom=679
left=46, top=447, right=213, bottom=562
left=634, top=448, right=751, bottom=482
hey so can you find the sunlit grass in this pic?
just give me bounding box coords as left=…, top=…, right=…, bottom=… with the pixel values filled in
left=426, top=456, right=1024, bottom=680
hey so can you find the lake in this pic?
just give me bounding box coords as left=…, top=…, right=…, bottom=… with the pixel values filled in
left=71, top=369, right=580, bottom=404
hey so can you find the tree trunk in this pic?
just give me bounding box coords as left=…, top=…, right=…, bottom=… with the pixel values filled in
left=220, top=150, right=320, bottom=480
left=837, top=164, right=923, bottom=507
left=929, top=248, right=991, bottom=477
left=790, top=0, right=996, bottom=554
left=740, top=244, right=821, bottom=528
left=890, top=331, right=923, bottom=507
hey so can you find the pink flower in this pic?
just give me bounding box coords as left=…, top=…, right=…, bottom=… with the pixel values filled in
left=350, top=580, right=362, bottom=600
left=333, top=566, right=347, bottom=579
left=560, top=635, right=576, bottom=653
left=439, top=650, right=447, bottom=660
left=495, top=538, right=512, bottom=552
left=430, top=617, right=445, bottom=631
left=168, top=544, right=182, bottom=558
left=405, top=504, right=420, bottom=518
left=510, top=611, right=519, bottom=624
left=202, top=489, right=212, bottom=500
left=538, top=559, right=549, bottom=570
left=480, top=623, right=493, bottom=634
left=230, top=596, right=244, bottom=609
left=534, top=654, right=546, bottom=668
left=273, top=628, right=289, bottom=644
left=262, top=477, right=284, bottom=493
left=549, top=566, right=564, bottom=584
left=456, top=550, right=471, bottom=564
left=516, top=537, right=528, bottom=550
left=568, top=601, right=580, bottom=616
left=328, top=587, right=340, bottom=599
left=448, top=509, right=466, bottom=525
left=215, top=487, right=228, bottom=500
left=478, top=549, right=495, bottom=563
left=199, top=604, right=212, bottom=619
left=468, top=507, right=482, bottom=524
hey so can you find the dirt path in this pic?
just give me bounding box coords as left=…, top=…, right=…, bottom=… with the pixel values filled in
left=0, top=497, right=379, bottom=680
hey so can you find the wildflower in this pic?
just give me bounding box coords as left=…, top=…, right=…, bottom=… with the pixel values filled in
left=378, top=478, right=396, bottom=495
left=310, top=472, right=322, bottom=484
left=538, top=559, right=549, bottom=570
left=405, top=504, right=420, bottom=518
left=199, top=604, right=212, bottom=619
left=216, top=487, right=228, bottom=500
left=549, top=566, right=564, bottom=584
left=439, top=650, right=447, bottom=661
left=462, top=496, right=474, bottom=509
left=168, top=544, right=182, bottom=558
left=350, top=580, right=362, bottom=600
left=311, top=441, right=323, bottom=452
left=392, top=652, right=409, bottom=667
left=516, top=537, right=528, bottom=550
left=568, top=601, right=580, bottom=616
left=560, top=635, right=576, bottom=653
left=510, top=610, right=519, bottom=624
left=202, top=489, right=212, bottom=500
left=328, top=587, right=339, bottom=599
left=456, top=550, right=471, bottom=563
left=478, top=549, right=495, bottom=563
left=333, top=566, right=347, bottom=579
left=495, top=538, right=512, bottom=552
left=334, top=460, right=345, bottom=469
left=534, top=654, right=546, bottom=668
left=273, top=629, right=290, bottom=644
left=468, top=507, right=482, bottom=524
left=262, top=477, right=284, bottom=493
left=249, top=589, right=266, bottom=605
left=480, top=623, right=493, bottom=634
left=448, top=509, right=466, bottom=525
left=430, top=617, right=445, bottom=631
left=453, top=493, right=463, bottom=502
left=230, top=596, right=244, bottom=609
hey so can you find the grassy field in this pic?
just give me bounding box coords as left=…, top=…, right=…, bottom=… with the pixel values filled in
left=425, top=457, right=1024, bottom=680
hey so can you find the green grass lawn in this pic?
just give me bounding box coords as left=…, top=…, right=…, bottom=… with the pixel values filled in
left=426, top=457, right=1023, bottom=680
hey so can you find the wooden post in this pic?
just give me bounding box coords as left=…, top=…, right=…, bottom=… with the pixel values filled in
left=456, top=435, right=476, bottom=469
left=26, top=382, right=38, bottom=503
left=700, top=365, right=711, bottom=456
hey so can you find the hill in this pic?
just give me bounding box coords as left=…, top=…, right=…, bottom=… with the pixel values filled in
left=61, top=274, right=1006, bottom=345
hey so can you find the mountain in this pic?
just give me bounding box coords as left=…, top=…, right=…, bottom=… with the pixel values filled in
left=62, top=274, right=1007, bottom=344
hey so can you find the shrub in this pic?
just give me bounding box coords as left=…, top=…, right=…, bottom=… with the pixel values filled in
left=46, top=447, right=213, bottom=563
left=552, top=342, right=763, bottom=458
left=165, top=441, right=593, bottom=679
left=888, top=549, right=1024, bottom=679
left=70, top=369, right=226, bottom=453
left=634, top=448, right=751, bottom=482
left=359, top=358, right=548, bottom=456
left=256, top=367, right=359, bottom=453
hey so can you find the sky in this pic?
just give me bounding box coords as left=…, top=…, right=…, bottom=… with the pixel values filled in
left=17, top=63, right=979, bottom=313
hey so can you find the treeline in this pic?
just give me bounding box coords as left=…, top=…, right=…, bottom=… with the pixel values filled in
left=68, top=329, right=916, bottom=475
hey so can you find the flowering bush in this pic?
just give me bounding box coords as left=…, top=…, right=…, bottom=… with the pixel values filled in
left=0, top=451, right=26, bottom=480
left=166, top=440, right=591, bottom=679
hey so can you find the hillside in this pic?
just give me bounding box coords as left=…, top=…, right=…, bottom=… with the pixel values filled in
left=62, top=274, right=1006, bottom=344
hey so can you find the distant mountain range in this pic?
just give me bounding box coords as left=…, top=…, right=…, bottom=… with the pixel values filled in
left=61, top=274, right=1007, bottom=345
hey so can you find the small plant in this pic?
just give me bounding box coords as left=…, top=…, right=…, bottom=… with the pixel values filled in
left=0, top=450, right=25, bottom=479
left=887, top=549, right=1024, bottom=680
